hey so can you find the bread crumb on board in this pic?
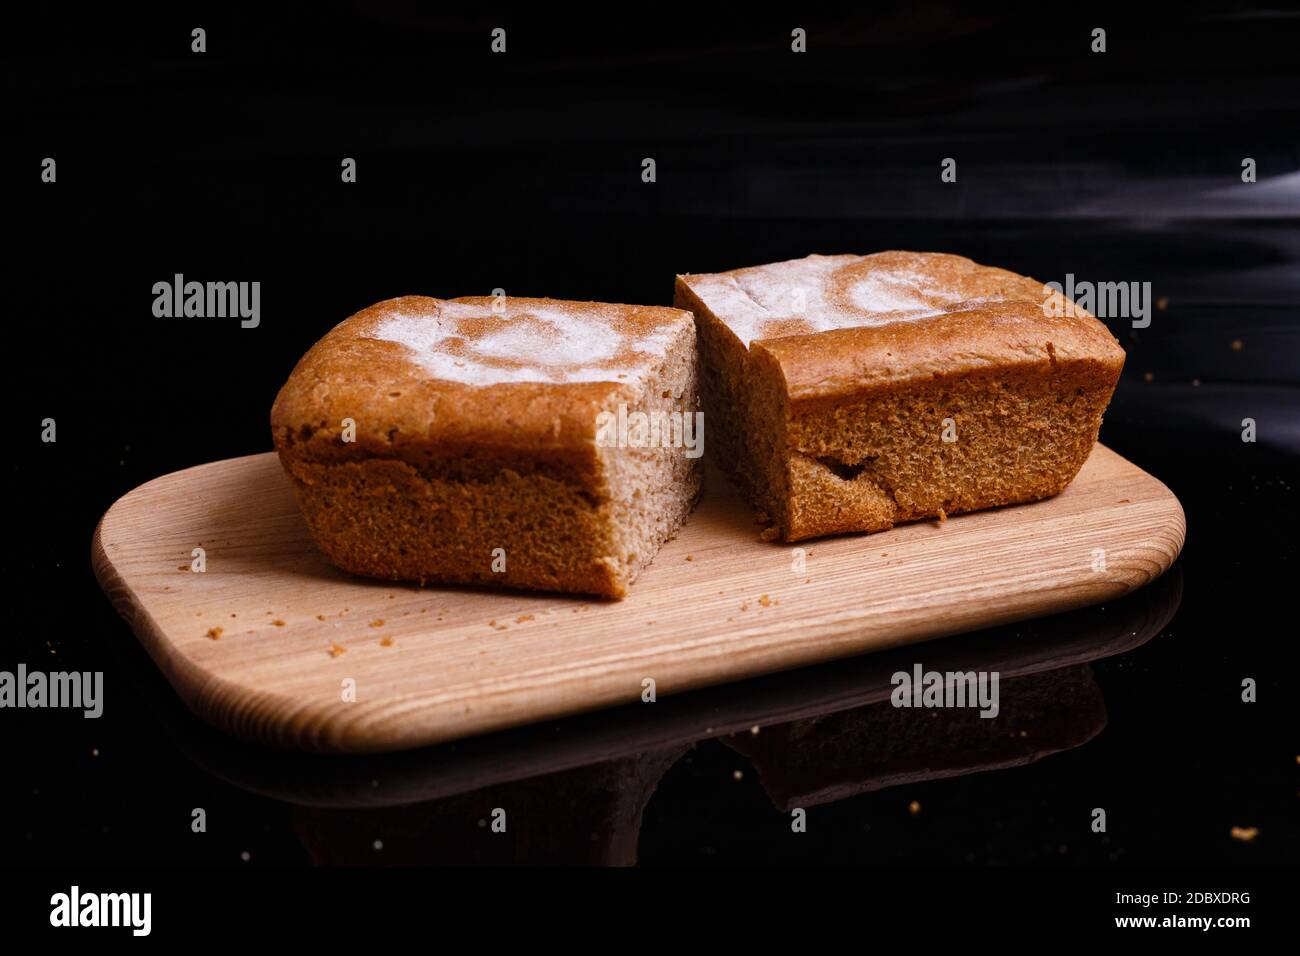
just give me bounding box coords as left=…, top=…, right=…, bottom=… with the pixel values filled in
left=369, top=619, right=385, bottom=628
left=328, top=643, right=347, bottom=658
left=515, top=614, right=534, bottom=624
left=759, top=526, right=781, bottom=542
left=206, top=627, right=223, bottom=640
left=271, top=619, right=286, bottom=627
left=379, top=636, right=394, bottom=647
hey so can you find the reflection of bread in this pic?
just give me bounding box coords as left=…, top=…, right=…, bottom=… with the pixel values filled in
left=271, top=296, right=701, bottom=597
left=292, top=747, right=688, bottom=865
left=724, top=665, right=1105, bottom=810
left=676, top=252, right=1125, bottom=541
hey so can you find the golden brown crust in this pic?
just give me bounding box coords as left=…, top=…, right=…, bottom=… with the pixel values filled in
left=271, top=296, right=693, bottom=465
left=676, top=251, right=1126, bottom=542
left=679, top=251, right=1125, bottom=406
left=281, top=456, right=629, bottom=597
left=270, top=296, right=699, bottom=597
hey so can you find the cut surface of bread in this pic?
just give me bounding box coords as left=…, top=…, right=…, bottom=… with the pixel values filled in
left=271, top=296, right=702, bottom=598
left=675, top=251, right=1125, bottom=541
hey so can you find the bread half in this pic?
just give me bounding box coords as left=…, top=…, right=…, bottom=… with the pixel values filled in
left=271, top=296, right=702, bottom=597
left=675, top=252, right=1125, bottom=541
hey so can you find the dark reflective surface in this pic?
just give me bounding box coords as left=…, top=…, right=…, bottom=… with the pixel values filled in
left=4, top=6, right=1297, bottom=872
left=148, top=567, right=1181, bottom=809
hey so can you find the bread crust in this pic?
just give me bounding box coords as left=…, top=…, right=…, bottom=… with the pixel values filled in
left=272, top=296, right=697, bottom=461
left=271, top=296, right=699, bottom=597
left=676, top=251, right=1125, bottom=541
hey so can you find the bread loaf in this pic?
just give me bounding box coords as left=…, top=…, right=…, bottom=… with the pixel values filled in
left=675, top=252, right=1125, bottom=541
left=271, top=296, right=702, bottom=597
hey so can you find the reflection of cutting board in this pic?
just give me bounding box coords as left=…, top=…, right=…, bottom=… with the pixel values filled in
left=92, top=444, right=1184, bottom=754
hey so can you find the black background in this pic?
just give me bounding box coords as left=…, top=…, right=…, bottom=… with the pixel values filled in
left=3, top=0, right=1297, bottom=931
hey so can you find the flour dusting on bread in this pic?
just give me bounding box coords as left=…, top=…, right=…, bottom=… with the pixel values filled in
left=367, top=296, right=681, bottom=386
left=674, top=250, right=1125, bottom=542
left=683, top=252, right=1028, bottom=346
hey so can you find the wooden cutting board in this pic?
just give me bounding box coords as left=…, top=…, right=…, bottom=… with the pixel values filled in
left=92, top=445, right=1184, bottom=754
left=153, top=571, right=1182, bottom=808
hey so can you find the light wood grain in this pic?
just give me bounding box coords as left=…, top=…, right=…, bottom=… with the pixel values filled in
left=92, top=445, right=1184, bottom=754
left=158, top=570, right=1181, bottom=808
